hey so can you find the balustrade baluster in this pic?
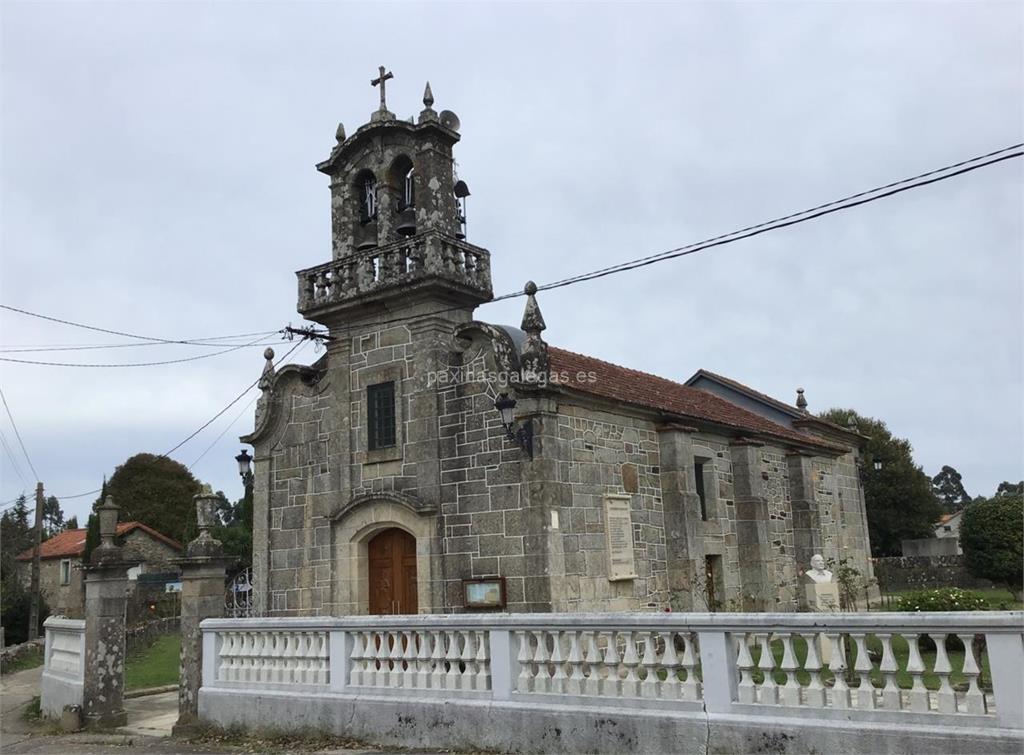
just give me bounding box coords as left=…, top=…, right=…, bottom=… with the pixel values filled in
left=601, top=631, right=622, bottom=697
left=582, top=632, right=602, bottom=697
left=660, top=632, right=681, bottom=701
left=802, top=632, right=826, bottom=708
left=515, top=631, right=533, bottom=693
left=680, top=633, right=701, bottom=702
left=218, top=632, right=233, bottom=682
left=640, top=631, right=659, bottom=699
left=958, top=634, right=986, bottom=714
left=549, top=631, right=567, bottom=694
left=349, top=631, right=365, bottom=686
left=826, top=632, right=851, bottom=709
left=458, top=631, right=475, bottom=691
left=414, top=631, right=431, bottom=689
left=779, top=633, right=802, bottom=706
left=877, top=633, right=901, bottom=710
left=736, top=633, right=757, bottom=704
left=444, top=631, right=461, bottom=690
left=931, top=633, right=956, bottom=713
left=756, top=634, right=778, bottom=705
left=621, top=631, right=641, bottom=698
left=430, top=630, right=446, bottom=690
left=904, top=633, right=929, bottom=712
left=376, top=631, right=393, bottom=687
left=365, top=631, right=382, bottom=687
left=851, top=633, right=876, bottom=709
left=565, top=631, right=585, bottom=696
left=532, top=631, right=550, bottom=694
left=475, top=630, right=490, bottom=691
left=399, top=631, right=415, bottom=688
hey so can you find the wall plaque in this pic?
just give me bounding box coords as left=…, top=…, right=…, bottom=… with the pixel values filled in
left=604, top=494, right=638, bottom=581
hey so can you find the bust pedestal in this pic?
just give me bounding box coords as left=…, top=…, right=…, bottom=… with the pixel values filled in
left=803, top=578, right=842, bottom=663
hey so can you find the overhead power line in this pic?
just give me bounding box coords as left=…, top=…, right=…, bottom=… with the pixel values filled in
left=312, top=142, right=1023, bottom=337
left=0, top=386, right=40, bottom=482
left=0, top=304, right=279, bottom=348
left=0, top=335, right=285, bottom=368
left=0, top=426, right=29, bottom=488
left=0, top=333, right=283, bottom=354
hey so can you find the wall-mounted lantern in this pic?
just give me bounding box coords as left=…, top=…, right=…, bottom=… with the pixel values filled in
left=494, top=393, right=533, bottom=459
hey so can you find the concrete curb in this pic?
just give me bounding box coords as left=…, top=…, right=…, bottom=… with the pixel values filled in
left=125, top=684, right=178, bottom=699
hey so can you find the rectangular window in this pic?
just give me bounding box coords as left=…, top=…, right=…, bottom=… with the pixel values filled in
left=60, top=559, right=71, bottom=586
left=367, top=381, right=397, bottom=450
left=694, top=462, right=708, bottom=520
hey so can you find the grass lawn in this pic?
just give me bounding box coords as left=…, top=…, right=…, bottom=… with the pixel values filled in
left=125, top=633, right=180, bottom=691
left=879, top=587, right=1023, bottom=611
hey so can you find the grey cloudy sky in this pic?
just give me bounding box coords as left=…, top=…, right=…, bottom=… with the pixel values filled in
left=1, top=1, right=1021, bottom=524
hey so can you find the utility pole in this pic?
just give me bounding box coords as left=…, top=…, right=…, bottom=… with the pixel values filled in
left=28, top=481, right=43, bottom=640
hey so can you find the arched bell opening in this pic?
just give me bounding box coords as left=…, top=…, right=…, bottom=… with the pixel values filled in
left=354, top=168, right=379, bottom=250
left=388, top=155, right=416, bottom=238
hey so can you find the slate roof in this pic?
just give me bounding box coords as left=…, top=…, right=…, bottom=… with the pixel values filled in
left=15, top=522, right=182, bottom=561
left=547, top=347, right=847, bottom=453
left=684, top=368, right=805, bottom=418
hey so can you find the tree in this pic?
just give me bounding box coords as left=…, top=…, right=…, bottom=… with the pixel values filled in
left=960, top=489, right=1023, bottom=597
left=819, top=409, right=943, bottom=557
left=42, top=495, right=64, bottom=538
left=210, top=489, right=252, bottom=567
left=83, top=513, right=101, bottom=563
left=105, top=453, right=201, bottom=544
left=995, top=481, right=1023, bottom=497
left=65, top=515, right=79, bottom=530
left=931, top=465, right=972, bottom=513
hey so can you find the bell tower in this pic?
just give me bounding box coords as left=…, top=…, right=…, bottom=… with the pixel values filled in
left=297, top=70, right=492, bottom=328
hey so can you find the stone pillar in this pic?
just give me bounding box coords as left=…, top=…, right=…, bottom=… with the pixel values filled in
left=730, top=440, right=776, bottom=612
left=787, top=452, right=822, bottom=591
left=657, top=424, right=704, bottom=611
left=82, top=496, right=136, bottom=729
left=173, top=487, right=234, bottom=736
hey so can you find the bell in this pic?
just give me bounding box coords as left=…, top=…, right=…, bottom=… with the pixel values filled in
left=396, top=206, right=416, bottom=237
left=355, top=220, right=378, bottom=250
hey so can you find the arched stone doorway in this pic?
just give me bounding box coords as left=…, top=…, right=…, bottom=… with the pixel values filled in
left=330, top=493, right=440, bottom=615
left=367, top=528, right=418, bottom=615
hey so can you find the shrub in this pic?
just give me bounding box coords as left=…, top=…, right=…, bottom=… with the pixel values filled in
left=895, top=587, right=990, bottom=612
left=960, top=493, right=1024, bottom=594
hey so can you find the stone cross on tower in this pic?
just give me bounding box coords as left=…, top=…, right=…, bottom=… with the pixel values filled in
left=371, top=65, right=394, bottom=111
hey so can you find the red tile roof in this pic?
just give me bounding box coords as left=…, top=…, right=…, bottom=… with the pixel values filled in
left=547, top=347, right=847, bottom=452
left=15, top=521, right=182, bottom=561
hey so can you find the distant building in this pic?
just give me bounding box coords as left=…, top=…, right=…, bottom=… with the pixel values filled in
left=16, top=522, right=182, bottom=618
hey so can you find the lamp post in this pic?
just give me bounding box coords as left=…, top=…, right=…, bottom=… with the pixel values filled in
left=235, top=449, right=253, bottom=489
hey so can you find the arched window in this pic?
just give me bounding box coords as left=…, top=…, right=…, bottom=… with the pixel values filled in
left=356, top=170, right=377, bottom=224
left=388, top=155, right=415, bottom=211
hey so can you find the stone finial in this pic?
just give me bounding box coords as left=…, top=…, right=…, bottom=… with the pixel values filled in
left=335, top=122, right=346, bottom=142
left=92, top=495, right=122, bottom=564
left=187, top=486, right=223, bottom=559
left=519, top=281, right=549, bottom=385
left=796, top=388, right=808, bottom=413
left=846, top=415, right=858, bottom=431
left=258, top=348, right=276, bottom=391
left=419, top=81, right=439, bottom=124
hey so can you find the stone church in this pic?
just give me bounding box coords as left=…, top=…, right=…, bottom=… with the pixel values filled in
left=243, top=74, right=874, bottom=617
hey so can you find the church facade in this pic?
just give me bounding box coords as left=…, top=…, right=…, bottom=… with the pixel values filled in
left=243, top=77, right=874, bottom=617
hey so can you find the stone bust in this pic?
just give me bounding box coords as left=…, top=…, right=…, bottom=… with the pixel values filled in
left=806, top=554, right=833, bottom=584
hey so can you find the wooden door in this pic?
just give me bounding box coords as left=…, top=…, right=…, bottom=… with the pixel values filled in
left=368, top=528, right=418, bottom=615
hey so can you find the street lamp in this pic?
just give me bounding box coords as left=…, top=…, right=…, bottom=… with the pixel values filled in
left=493, top=393, right=533, bottom=459
left=235, top=449, right=253, bottom=480
left=873, top=460, right=882, bottom=472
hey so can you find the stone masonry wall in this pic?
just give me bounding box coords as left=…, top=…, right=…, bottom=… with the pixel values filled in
left=761, top=447, right=798, bottom=609
left=553, top=406, right=667, bottom=611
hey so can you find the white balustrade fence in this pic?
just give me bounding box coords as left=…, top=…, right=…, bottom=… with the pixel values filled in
left=41, top=616, right=86, bottom=717
left=200, top=611, right=1024, bottom=737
